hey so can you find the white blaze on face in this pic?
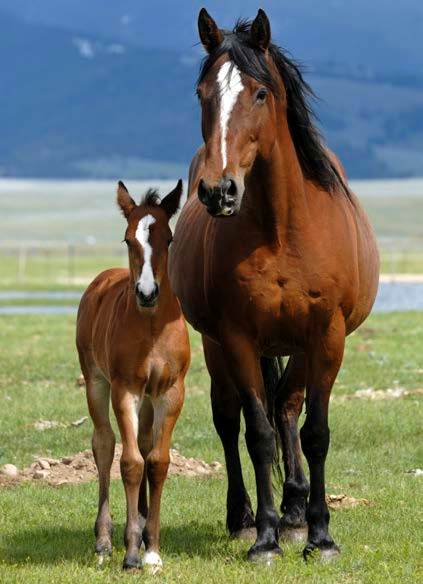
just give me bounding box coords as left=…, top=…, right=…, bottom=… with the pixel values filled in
left=135, top=214, right=156, bottom=296
left=217, top=61, right=244, bottom=170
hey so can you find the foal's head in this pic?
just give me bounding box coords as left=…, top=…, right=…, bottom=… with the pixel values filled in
left=117, top=180, right=183, bottom=309
left=196, top=8, right=336, bottom=217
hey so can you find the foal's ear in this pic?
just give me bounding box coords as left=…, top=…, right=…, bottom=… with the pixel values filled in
left=160, top=179, right=183, bottom=219
left=198, top=8, right=223, bottom=53
left=251, top=9, right=271, bottom=51
left=117, top=181, right=136, bottom=219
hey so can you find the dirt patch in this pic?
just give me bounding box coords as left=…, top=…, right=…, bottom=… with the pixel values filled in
left=0, top=446, right=223, bottom=488
left=334, top=387, right=423, bottom=402
left=326, top=493, right=371, bottom=509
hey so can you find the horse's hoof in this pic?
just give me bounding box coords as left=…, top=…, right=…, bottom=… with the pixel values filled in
left=247, top=546, right=283, bottom=566
left=123, top=555, right=142, bottom=570
left=230, top=527, right=257, bottom=541
left=303, top=543, right=340, bottom=562
left=279, top=525, right=308, bottom=543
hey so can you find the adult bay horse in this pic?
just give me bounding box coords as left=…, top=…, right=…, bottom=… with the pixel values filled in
left=77, top=180, right=189, bottom=572
left=169, top=9, right=379, bottom=562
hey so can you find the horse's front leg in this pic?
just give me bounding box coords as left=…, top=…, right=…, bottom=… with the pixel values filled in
left=222, top=333, right=282, bottom=563
left=203, top=336, right=255, bottom=540
left=111, top=383, right=145, bottom=570
left=300, top=313, right=345, bottom=559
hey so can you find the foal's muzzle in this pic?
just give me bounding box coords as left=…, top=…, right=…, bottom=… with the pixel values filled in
left=135, top=282, right=159, bottom=307
left=197, top=176, right=243, bottom=217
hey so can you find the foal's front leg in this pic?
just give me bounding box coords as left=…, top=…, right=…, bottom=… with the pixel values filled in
left=111, top=383, right=144, bottom=570
left=142, top=382, right=184, bottom=574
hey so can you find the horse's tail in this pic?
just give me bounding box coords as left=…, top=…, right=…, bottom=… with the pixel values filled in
left=260, top=356, right=284, bottom=491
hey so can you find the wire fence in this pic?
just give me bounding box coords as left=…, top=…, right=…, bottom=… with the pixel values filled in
left=0, top=240, right=422, bottom=290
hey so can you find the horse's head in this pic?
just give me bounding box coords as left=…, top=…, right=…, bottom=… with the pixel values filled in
left=196, top=9, right=283, bottom=217
left=117, top=180, right=183, bottom=309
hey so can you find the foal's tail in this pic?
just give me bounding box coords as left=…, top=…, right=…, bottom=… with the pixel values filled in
left=260, top=356, right=284, bottom=490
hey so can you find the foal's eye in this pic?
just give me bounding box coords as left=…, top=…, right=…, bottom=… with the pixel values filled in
left=256, top=88, right=268, bottom=103
left=123, top=238, right=130, bottom=246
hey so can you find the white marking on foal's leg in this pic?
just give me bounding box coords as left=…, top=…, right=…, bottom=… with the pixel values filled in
left=143, top=550, right=163, bottom=574
left=217, top=61, right=244, bottom=170
left=135, top=214, right=156, bottom=296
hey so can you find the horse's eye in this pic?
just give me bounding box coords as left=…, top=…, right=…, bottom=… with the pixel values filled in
left=123, top=238, right=130, bottom=246
left=168, top=236, right=174, bottom=247
left=256, top=88, right=268, bottom=103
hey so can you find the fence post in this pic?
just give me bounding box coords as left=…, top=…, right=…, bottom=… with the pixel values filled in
left=18, top=245, right=27, bottom=285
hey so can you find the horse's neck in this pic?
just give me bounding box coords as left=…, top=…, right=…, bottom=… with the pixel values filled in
left=246, top=122, right=310, bottom=243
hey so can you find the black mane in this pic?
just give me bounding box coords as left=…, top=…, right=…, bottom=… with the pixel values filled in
left=198, top=19, right=342, bottom=194
left=141, top=188, right=162, bottom=207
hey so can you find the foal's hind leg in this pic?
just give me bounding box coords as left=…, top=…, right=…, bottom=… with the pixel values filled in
left=275, top=355, right=309, bottom=542
left=86, top=373, right=116, bottom=559
left=138, top=397, right=154, bottom=534
left=203, top=337, right=255, bottom=540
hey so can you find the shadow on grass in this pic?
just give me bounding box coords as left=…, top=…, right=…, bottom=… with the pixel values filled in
left=1, top=521, right=228, bottom=565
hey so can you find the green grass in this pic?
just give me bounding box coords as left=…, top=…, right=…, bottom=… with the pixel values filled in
left=0, top=313, right=422, bottom=582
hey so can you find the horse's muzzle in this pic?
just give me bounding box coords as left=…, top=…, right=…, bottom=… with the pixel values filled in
left=197, top=176, right=243, bottom=217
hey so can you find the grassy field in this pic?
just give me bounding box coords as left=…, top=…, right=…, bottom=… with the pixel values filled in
left=0, top=312, right=422, bottom=583
left=0, top=178, right=422, bottom=292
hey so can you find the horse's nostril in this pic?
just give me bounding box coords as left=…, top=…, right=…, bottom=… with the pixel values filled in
left=221, top=178, right=237, bottom=198
left=198, top=178, right=211, bottom=203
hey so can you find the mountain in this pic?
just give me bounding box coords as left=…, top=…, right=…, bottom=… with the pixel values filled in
left=1, top=4, right=423, bottom=179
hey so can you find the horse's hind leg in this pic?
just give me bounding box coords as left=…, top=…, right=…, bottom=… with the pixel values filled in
left=203, top=336, right=255, bottom=540
left=86, top=372, right=116, bottom=559
left=275, top=355, right=309, bottom=542
left=142, top=381, right=184, bottom=574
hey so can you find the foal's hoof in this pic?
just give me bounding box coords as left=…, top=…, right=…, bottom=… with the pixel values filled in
left=279, top=525, right=308, bottom=543
left=143, top=551, right=163, bottom=575
left=303, top=543, right=340, bottom=562
left=230, top=527, right=257, bottom=541
left=123, top=554, right=142, bottom=571
left=95, top=540, right=112, bottom=564
left=247, top=546, right=283, bottom=566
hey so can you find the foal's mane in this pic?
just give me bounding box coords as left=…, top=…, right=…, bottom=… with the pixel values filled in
left=198, top=19, right=346, bottom=195
left=141, top=188, right=162, bottom=207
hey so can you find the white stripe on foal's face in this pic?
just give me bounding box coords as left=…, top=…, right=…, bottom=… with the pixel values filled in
left=217, top=61, right=244, bottom=170
left=135, top=214, right=156, bottom=296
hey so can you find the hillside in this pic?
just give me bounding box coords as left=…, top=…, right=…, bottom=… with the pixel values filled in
left=2, top=4, right=423, bottom=179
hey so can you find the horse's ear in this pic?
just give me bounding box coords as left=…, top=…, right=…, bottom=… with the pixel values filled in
left=198, top=8, right=223, bottom=53
left=161, top=179, right=183, bottom=219
left=250, top=9, right=271, bottom=51
left=117, top=181, right=136, bottom=219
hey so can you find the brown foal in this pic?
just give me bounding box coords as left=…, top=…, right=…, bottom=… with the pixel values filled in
left=169, top=10, right=379, bottom=563
left=76, top=180, right=189, bottom=572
